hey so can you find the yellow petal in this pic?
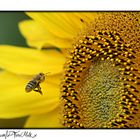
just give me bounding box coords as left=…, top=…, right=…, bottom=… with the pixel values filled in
left=0, top=45, right=65, bottom=75
left=0, top=71, right=60, bottom=118
left=46, top=73, right=62, bottom=86
left=22, top=12, right=97, bottom=49
left=26, top=12, right=77, bottom=39
left=26, top=12, right=97, bottom=39
left=19, top=20, right=72, bottom=49
left=24, top=107, right=62, bottom=128
left=74, top=12, right=97, bottom=23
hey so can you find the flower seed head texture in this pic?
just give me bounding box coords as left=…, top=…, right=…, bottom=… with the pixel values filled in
left=61, top=12, right=140, bottom=128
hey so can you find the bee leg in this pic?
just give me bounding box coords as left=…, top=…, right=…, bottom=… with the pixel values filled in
left=33, top=84, right=43, bottom=95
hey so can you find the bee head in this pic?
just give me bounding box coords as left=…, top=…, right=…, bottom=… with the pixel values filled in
left=39, top=73, right=45, bottom=76
left=38, top=73, right=45, bottom=82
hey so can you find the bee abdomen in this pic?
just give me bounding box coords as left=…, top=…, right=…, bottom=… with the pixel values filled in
left=25, top=80, right=37, bottom=92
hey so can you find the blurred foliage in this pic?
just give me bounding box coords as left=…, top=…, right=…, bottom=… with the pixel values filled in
left=0, top=117, right=28, bottom=128
left=0, top=12, right=29, bottom=47
left=0, top=12, right=30, bottom=128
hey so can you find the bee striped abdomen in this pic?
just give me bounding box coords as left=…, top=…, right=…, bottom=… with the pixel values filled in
left=25, top=73, right=47, bottom=94
left=25, top=80, right=37, bottom=92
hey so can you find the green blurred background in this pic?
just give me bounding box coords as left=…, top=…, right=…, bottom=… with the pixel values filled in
left=0, top=12, right=29, bottom=47
left=0, top=12, right=30, bottom=128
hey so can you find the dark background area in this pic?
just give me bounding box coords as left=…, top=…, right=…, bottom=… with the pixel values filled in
left=0, top=12, right=29, bottom=47
left=0, top=12, right=30, bottom=128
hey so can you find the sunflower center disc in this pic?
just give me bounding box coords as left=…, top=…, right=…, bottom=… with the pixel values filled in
left=78, top=58, right=124, bottom=128
left=61, top=12, right=140, bottom=128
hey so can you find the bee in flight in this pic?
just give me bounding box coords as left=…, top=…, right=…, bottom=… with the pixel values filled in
left=25, top=73, right=49, bottom=95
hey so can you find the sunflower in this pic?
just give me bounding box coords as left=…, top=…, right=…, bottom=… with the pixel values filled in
left=0, top=12, right=140, bottom=128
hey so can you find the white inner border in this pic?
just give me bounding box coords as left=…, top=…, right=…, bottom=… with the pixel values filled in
left=0, top=0, right=140, bottom=10
left=0, top=0, right=139, bottom=139
left=0, top=129, right=140, bottom=140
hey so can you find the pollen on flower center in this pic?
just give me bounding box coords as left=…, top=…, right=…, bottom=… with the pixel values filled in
left=60, top=12, right=140, bottom=128
left=79, top=58, right=124, bottom=128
